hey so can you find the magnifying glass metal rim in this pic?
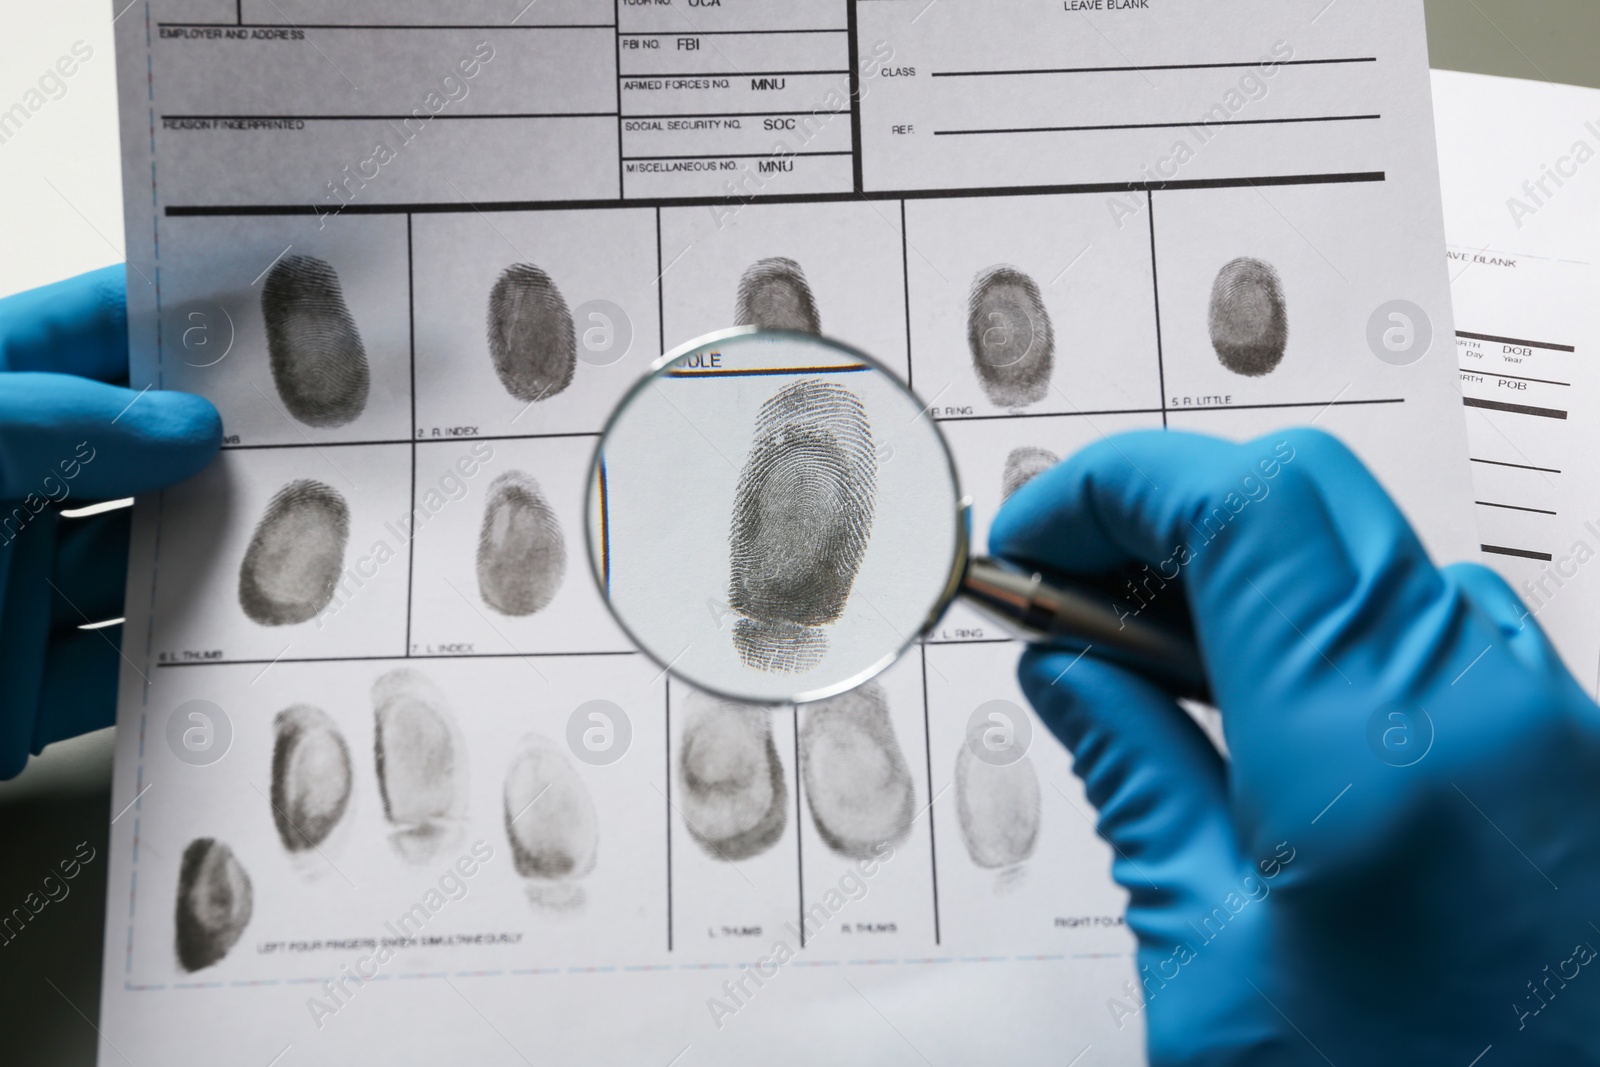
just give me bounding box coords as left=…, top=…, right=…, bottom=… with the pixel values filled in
left=582, top=325, right=971, bottom=707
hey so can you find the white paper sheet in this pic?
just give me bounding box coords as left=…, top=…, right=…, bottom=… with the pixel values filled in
left=1432, top=69, right=1600, bottom=695
left=105, top=4, right=1476, bottom=1063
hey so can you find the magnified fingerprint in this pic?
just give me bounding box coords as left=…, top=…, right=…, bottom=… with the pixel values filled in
left=967, top=266, right=1054, bottom=409
left=261, top=254, right=370, bottom=427
left=735, top=257, right=821, bottom=334
left=1209, top=257, right=1288, bottom=377
left=728, top=379, right=876, bottom=673
left=488, top=264, right=576, bottom=403
left=799, top=683, right=914, bottom=859
left=238, top=480, right=349, bottom=626
left=503, top=734, right=598, bottom=910
left=476, top=470, right=566, bottom=616
left=174, top=838, right=253, bottom=973
left=678, top=693, right=787, bottom=861
left=1001, top=447, right=1059, bottom=501
left=373, top=668, right=466, bottom=863
left=954, top=743, right=1041, bottom=872
left=270, top=705, right=352, bottom=853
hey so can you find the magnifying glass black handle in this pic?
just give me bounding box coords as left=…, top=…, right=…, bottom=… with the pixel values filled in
left=961, top=557, right=1210, bottom=701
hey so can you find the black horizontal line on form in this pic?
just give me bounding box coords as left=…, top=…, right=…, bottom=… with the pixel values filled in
left=156, top=23, right=616, bottom=29
left=1456, top=330, right=1576, bottom=353
left=933, top=398, right=1403, bottom=423
left=1482, top=544, right=1553, bottom=562
left=1471, top=457, right=1561, bottom=474
left=624, top=70, right=849, bottom=79
left=932, top=57, right=1378, bottom=77
left=221, top=430, right=601, bottom=450
left=1170, top=398, right=1405, bottom=413
left=617, top=29, right=845, bottom=36
left=157, top=650, right=639, bottom=667
left=936, top=115, right=1380, bottom=137
left=1463, top=396, right=1567, bottom=420
left=667, top=365, right=870, bottom=378
left=1476, top=500, right=1557, bottom=516
left=1463, top=370, right=1571, bottom=387
left=163, top=171, right=1386, bottom=217
left=624, top=150, right=851, bottom=162
left=164, top=113, right=616, bottom=121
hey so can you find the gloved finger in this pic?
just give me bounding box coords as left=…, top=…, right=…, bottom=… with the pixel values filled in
left=1019, top=647, right=1240, bottom=950
left=1271, top=428, right=1440, bottom=595
left=0, top=265, right=128, bottom=381
left=0, top=513, right=56, bottom=779
left=991, top=430, right=1362, bottom=685
left=990, top=428, right=1357, bottom=588
left=33, top=624, right=120, bottom=754
left=0, top=372, right=221, bottom=500
left=49, top=508, right=132, bottom=626
left=1444, top=562, right=1571, bottom=681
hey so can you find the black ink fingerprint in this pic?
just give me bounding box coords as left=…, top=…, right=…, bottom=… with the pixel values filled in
left=373, top=669, right=466, bottom=863
left=261, top=254, right=370, bottom=427
left=487, top=264, right=576, bottom=403
left=1209, top=257, right=1288, bottom=377
left=174, top=838, right=253, bottom=973
left=728, top=379, right=876, bottom=673
left=954, top=742, right=1041, bottom=871
left=1001, top=446, right=1059, bottom=501
left=503, top=734, right=598, bottom=910
left=967, top=266, right=1055, bottom=408
left=270, top=704, right=353, bottom=853
left=238, top=479, right=349, bottom=626
left=799, top=683, right=914, bottom=859
left=735, top=257, right=821, bottom=334
left=678, top=694, right=787, bottom=861
left=476, top=470, right=566, bottom=616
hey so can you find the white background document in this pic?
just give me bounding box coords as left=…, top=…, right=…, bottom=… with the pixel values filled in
left=1433, top=69, right=1600, bottom=695
left=107, top=3, right=1476, bottom=1063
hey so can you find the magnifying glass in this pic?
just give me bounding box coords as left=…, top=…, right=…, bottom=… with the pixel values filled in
left=585, top=327, right=1203, bottom=705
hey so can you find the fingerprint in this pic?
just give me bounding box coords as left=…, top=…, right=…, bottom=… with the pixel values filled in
left=1001, top=447, right=1059, bottom=501
left=237, top=479, right=349, bottom=626
left=476, top=470, right=566, bottom=616
left=487, top=264, right=576, bottom=403
left=799, top=683, right=914, bottom=859
left=261, top=254, right=370, bottom=428
left=967, top=266, right=1054, bottom=409
left=727, top=379, right=876, bottom=673
left=373, top=668, right=466, bottom=863
left=174, top=838, right=253, bottom=973
left=503, top=734, right=598, bottom=910
left=954, top=743, right=1041, bottom=871
left=678, top=693, right=787, bottom=861
left=1208, top=257, right=1288, bottom=377
left=269, top=705, right=353, bottom=853
left=735, top=257, right=821, bottom=334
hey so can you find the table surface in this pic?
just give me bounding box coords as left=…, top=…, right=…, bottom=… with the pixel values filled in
left=1, top=1, right=1594, bottom=1062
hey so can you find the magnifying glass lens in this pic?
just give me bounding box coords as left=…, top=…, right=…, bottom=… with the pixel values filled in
left=589, top=330, right=962, bottom=704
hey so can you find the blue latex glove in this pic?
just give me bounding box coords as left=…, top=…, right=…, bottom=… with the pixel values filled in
left=991, top=428, right=1600, bottom=1065
left=0, top=266, right=221, bottom=779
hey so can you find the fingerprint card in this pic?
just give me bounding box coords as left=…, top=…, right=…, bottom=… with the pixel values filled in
left=904, top=194, right=1162, bottom=418
left=657, top=201, right=911, bottom=379
left=411, top=209, right=662, bottom=439
left=406, top=435, right=630, bottom=656
left=155, top=215, right=413, bottom=447
left=107, top=0, right=1476, bottom=1062
left=150, top=445, right=413, bottom=663
left=1152, top=182, right=1434, bottom=409
left=923, top=640, right=1128, bottom=957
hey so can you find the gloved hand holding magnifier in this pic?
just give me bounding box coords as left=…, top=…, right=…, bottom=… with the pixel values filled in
left=587, top=327, right=1202, bottom=704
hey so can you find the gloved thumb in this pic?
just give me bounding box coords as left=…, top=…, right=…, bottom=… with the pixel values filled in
left=1018, top=647, right=1240, bottom=951
left=0, top=371, right=221, bottom=501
